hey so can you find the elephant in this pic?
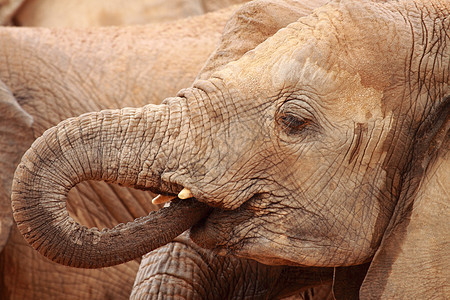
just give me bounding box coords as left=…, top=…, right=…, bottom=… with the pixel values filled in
left=1, top=1, right=331, bottom=298
left=2, top=0, right=250, bottom=27
left=9, top=0, right=450, bottom=299
left=0, top=7, right=236, bottom=299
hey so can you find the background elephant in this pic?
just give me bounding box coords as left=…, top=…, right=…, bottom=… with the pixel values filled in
left=7, top=0, right=450, bottom=299
left=0, top=7, right=236, bottom=299
left=1, top=0, right=250, bottom=27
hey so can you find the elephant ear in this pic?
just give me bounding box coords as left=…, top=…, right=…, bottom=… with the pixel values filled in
left=360, top=98, right=449, bottom=298
left=0, top=80, right=34, bottom=251
left=196, top=0, right=329, bottom=80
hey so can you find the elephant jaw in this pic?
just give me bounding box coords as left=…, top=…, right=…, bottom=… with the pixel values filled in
left=164, top=190, right=313, bottom=267
left=153, top=186, right=254, bottom=252
left=150, top=186, right=265, bottom=263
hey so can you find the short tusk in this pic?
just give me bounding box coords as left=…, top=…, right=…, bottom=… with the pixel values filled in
left=152, top=194, right=176, bottom=205
left=178, top=188, right=193, bottom=199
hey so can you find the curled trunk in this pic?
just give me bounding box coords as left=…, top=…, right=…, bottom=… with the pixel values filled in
left=11, top=104, right=210, bottom=268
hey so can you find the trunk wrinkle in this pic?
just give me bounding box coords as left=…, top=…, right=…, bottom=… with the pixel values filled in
left=11, top=104, right=209, bottom=268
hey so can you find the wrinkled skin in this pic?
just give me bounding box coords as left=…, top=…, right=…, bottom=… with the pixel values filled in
left=5, top=0, right=250, bottom=27
left=132, top=233, right=335, bottom=299
left=133, top=233, right=373, bottom=299
left=0, top=9, right=233, bottom=299
left=132, top=1, right=342, bottom=299
left=9, top=0, right=450, bottom=299
left=1, top=1, right=335, bottom=298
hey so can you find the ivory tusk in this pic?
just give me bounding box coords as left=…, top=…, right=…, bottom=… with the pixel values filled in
left=151, top=194, right=176, bottom=205
left=178, top=188, right=193, bottom=199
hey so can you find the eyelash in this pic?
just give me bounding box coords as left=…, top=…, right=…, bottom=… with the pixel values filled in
left=277, top=113, right=309, bottom=135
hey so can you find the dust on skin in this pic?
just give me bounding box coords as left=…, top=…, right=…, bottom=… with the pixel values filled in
left=199, top=4, right=398, bottom=266
left=98, top=10, right=123, bottom=26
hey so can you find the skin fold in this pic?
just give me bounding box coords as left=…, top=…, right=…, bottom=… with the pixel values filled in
left=132, top=233, right=335, bottom=299
left=6, top=0, right=450, bottom=299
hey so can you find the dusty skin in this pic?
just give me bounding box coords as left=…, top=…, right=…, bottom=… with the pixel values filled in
left=1, top=1, right=332, bottom=298
left=6, top=0, right=450, bottom=299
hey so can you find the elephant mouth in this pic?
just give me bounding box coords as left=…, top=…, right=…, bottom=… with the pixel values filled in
left=151, top=187, right=265, bottom=254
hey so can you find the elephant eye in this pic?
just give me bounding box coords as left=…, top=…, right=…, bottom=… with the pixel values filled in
left=277, top=113, right=309, bottom=135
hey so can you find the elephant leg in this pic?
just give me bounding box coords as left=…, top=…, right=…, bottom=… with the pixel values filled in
left=131, top=233, right=334, bottom=299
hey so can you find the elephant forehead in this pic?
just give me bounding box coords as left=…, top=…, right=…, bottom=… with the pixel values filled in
left=218, top=32, right=386, bottom=124
left=214, top=0, right=426, bottom=127
left=272, top=52, right=386, bottom=123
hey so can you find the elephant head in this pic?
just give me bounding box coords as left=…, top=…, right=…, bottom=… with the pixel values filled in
left=11, top=0, right=449, bottom=297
